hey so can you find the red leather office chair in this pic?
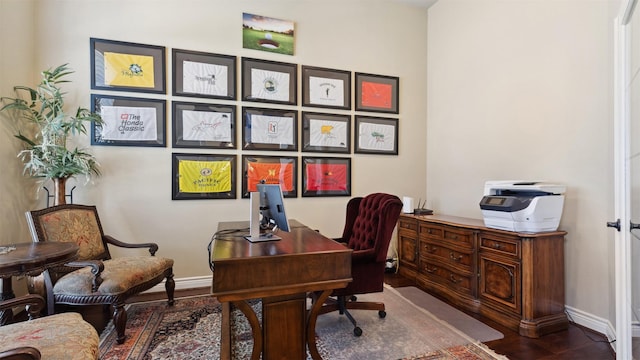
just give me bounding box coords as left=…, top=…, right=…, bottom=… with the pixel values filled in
left=318, top=193, right=403, bottom=336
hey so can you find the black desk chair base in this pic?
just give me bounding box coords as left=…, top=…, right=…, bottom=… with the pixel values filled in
left=319, top=295, right=387, bottom=337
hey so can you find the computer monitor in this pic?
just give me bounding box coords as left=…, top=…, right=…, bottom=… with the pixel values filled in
left=245, top=183, right=290, bottom=242
left=258, top=183, right=290, bottom=232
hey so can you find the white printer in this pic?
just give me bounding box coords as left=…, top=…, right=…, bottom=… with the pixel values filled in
left=479, top=181, right=566, bottom=233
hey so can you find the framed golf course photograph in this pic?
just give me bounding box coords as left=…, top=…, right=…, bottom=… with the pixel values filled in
left=242, top=13, right=295, bottom=56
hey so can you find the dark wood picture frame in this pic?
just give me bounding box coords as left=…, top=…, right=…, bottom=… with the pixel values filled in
left=241, top=57, right=297, bottom=105
left=242, top=107, right=298, bottom=151
left=302, top=66, right=351, bottom=110
left=302, top=156, right=351, bottom=197
left=90, top=37, right=166, bottom=94
left=172, top=49, right=236, bottom=100
left=302, top=112, right=351, bottom=154
left=242, top=155, right=297, bottom=198
left=355, top=72, right=399, bottom=114
left=172, top=153, right=236, bottom=200
left=354, top=115, right=399, bottom=155
left=172, top=101, right=236, bottom=149
left=91, top=94, right=166, bottom=147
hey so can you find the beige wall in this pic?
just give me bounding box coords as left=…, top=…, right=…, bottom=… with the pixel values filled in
left=427, top=0, right=616, bottom=322
left=0, top=1, right=428, bottom=280
left=0, top=0, right=38, bottom=264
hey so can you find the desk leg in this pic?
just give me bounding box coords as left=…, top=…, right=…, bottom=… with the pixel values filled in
left=233, top=300, right=262, bottom=360
left=0, top=277, right=15, bottom=325
left=220, top=300, right=263, bottom=360
left=263, top=294, right=306, bottom=359
left=307, top=289, right=332, bottom=360
left=220, top=302, right=231, bottom=360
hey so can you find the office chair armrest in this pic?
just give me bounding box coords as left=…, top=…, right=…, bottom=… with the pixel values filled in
left=0, top=346, right=41, bottom=360
left=104, top=235, right=159, bottom=255
left=333, top=241, right=376, bottom=262
left=332, top=237, right=348, bottom=246
left=0, top=294, right=45, bottom=320
left=351, top=248, right=376, bottom=262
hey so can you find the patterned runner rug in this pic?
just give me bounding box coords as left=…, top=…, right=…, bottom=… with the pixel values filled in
left=99, top=285, right=508, bottom=359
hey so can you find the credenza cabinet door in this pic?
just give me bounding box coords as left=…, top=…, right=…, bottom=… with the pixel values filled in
left=398, top=218, right=418, bottom=278
left=478, top=253, right=521, bottom=315
left=478, top=232, right=522, bottom=314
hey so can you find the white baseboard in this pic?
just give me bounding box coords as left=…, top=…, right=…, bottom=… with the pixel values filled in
left=565, top=305, right=616, bottom=352
left=143, top=275, right=212, bottom=294
left=633, top=320, right=640, bottom=337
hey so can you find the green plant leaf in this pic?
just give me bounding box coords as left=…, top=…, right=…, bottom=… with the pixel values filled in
left=0, top=64, right=103, bottom=183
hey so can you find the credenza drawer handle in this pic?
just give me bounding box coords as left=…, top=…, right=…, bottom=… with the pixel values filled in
left=449, top=251, right=463, bottom=262
left=493, top=243, right=503, bottom=249
left=426, top=229, right=433, bottom=234
left=425, top=245, right=437, bottom=253
left=425, top=265, right=437, bottom=273
left=449, top=274, right=460, bottom=284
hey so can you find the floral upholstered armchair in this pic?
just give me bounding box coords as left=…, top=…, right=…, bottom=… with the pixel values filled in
left=25, top=204, right=175, bottom=344
left=0, top=294, right=99, bottom=359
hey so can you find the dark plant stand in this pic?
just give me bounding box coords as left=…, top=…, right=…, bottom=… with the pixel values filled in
left=43, top=186, right=75, bottom=207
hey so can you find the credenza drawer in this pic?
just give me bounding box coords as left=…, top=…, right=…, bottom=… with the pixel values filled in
left=479, top=234, right=520, bottom=258
left=419, top=260, right=473, bottom=295
left=420, top=224, right=474, bottom=248
left=419, top=223, right=444, bottom=239
left=398, top=219, right=418, bottom=234
left=420, top=240, right=473, bottom=272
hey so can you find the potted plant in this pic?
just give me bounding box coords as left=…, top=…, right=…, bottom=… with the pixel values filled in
left=0, top=63, right=103, bottom=205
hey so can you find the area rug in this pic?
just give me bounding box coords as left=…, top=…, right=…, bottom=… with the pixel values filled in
left=99, top=285, right=508, bottom=359
left=395, top=286, right=503, bottom=342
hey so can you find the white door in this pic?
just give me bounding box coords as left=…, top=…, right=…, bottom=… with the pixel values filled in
left=615, top=1, right=638, bottom=358
left=630, top=3, right=640, bottom=357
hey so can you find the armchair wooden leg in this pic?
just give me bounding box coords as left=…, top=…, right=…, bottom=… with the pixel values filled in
left=165, top=272, right=175, bottom=306
left=0, top=277, right=15, bottom=325
left=113, top=302, right=127, bottom=344
left=44, top=272, right=55, bottom=316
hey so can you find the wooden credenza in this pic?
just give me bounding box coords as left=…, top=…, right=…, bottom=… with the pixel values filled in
left=397, top=214, right=568, bottom=338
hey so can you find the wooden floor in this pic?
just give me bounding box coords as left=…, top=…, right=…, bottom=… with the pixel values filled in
left=79, top=272, right=616, bottom=360
left=383, top=273, right=615, bottom=360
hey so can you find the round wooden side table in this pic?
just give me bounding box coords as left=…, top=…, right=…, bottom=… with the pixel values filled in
left=0, top=242, right=78, bottom=325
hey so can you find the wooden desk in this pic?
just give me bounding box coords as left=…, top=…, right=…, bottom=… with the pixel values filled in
left=210, top=220, right=352, bottom=360
left=0, top=242, right=78, bottom=324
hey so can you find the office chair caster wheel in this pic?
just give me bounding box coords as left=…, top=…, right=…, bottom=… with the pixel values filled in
left=354, top=327, right=363, bottom=337
left=379, top=310, right=386, bottom=318
left=350, top=295, right=357, bottom=302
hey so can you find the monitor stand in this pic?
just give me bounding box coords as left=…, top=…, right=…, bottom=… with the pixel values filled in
left=245, top=232, right=281, bottom=242
left=244, top=191, right=281, bottom=242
